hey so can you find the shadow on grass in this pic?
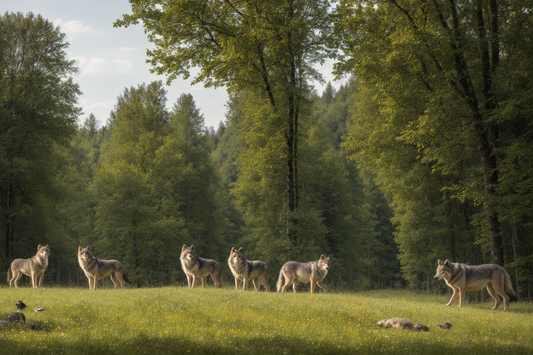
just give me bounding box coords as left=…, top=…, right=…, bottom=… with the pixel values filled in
left=2, top=333, right=531, bottom=355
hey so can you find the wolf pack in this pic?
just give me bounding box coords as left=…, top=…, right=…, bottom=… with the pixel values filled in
left=6, top=244, right=519, bottom=319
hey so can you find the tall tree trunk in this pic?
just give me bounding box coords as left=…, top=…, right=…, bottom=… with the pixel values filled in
left=286, top=93, right=297, bottom=245
left=449, top=0, right=503, bottom=265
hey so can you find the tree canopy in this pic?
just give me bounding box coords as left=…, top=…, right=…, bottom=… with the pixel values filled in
left=0, top=12, right=81, bottom=271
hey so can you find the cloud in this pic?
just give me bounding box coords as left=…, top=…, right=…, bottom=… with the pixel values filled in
left=79, top=99, right=116, bottom=124
left=71, top=55, right=135, bottom=76
left=53, top=19, right=103, bottom=39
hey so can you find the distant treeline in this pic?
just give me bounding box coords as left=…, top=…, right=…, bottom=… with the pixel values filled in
left=1, top=3, right=532, bottom=299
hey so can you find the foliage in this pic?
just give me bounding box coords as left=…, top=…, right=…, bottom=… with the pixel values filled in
left=335, top=0, right=533, bottom=288
left=0, top=12, right=81, bottom=272
left=115, top=0, right=335, bottom=247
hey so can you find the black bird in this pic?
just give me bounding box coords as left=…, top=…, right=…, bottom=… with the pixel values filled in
left=16, top=301, right=27, bottom=310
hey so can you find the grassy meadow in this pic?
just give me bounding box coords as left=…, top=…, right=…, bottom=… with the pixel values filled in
left=0, top=285, right=532, bottom=354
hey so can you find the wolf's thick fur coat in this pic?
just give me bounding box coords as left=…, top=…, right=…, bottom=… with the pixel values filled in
left=434, top=259, right=518, bottom=310
left=78, top=246, right=131, bottom=290
left=276, top=255, right=331, bottom=293
left=228, top=247, right=270, bottom=292
left=180, top=245, right=223, bottom=288
left=7, top=245, right=50, bottom=288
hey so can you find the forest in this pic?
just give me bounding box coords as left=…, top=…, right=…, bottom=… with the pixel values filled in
left=1, top=1, right=532, bottom=299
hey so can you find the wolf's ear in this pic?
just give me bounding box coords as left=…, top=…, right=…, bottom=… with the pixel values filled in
left=38, top=244, right=42, bottom=249
left=238, top=247, right=243, bottom=252
left=320, top=254, right=326, bottom=259
left=191, top=245, right=195, bottom=251
left=78, top=246, right=82, bottom=252
left=444, top=259, right=450, bottom=265
left=182, top=244, right=187, bottom=251
left=438, top=260, right=443, bottom=266
left=231, top=247, right=236, bottom=252
left=87, top=246, right=91, bottom=252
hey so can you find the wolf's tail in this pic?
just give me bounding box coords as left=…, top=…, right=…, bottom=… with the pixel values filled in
left=276, top=268, right=285, bottom=292
left=505, top=271, right=519, bottom=302
left=123, top=272, right=132, bottom=284
left=7, top=268, right=12, bottom=282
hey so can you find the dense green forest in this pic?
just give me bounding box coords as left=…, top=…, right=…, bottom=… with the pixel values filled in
left=1, top=1, right=532, bottom=298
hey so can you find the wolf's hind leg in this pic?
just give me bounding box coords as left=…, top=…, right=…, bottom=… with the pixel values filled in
left=280, top=273, right=293, bottom=292
left=252, top=278, right=261, bottom=291
left=13, top=271, right=23, bottom=288
left=486, top=283, right=502, bottom=310
left=292, top=279, right=299, bottom=293
left=261, top=274, right=270, bottom=292
left=110, top=273, right=120, bottom=288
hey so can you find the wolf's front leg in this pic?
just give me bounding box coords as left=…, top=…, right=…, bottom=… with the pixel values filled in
left=191, top=276, right=199, bottom=288
left=234, top=278, right=241, bottom=290
left=316, top=280, right=329, bottom=293
left=446, top=287, right=460, bottom=306
left=31, top=271, right=37, bottom=288
left=87, top=276, right=94, bottom=290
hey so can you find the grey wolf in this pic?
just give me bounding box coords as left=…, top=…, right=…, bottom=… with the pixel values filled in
left=276, top=254, right=331, bottom=293
left=7, top=245, right=50, bottom=288
left=228, top=247, right=270, bottom=291
left=377, top=318, right=413, bottom=329
left=413, top=324, right=429, bottom=331
left=434, top=259, right=518, bottom=310
left=78, top=246, right=131, bottom=290
left=180, top=245, right=223, bottom=288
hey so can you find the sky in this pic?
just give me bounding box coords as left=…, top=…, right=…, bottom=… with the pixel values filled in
left=3, top=0, right=340, bottom=129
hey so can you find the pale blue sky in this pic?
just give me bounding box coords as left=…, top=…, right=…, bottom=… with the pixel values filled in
left=2, top=0, right=338, bottom=129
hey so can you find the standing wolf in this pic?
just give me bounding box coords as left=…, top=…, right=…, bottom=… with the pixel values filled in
left=180, top=245, right=223, bottom=288
left=7, top=245, right=50, bottom=288
left=276, top=255, right=331, bottom=293
left=78, top=246, right=131, bottom=290
left=228, top=247, right=270, bottom=292
left=434, top=259, right=518, bottom=311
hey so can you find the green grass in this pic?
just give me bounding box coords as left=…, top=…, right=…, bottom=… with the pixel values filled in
left=1, top=286, right=532, bottom=354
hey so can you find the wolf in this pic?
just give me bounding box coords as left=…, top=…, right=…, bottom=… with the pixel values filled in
left=180, top=245, right=223, bottom=288
left=434, top=259, right=518, bottom=311
left=377, top=318, right=413, bottom=329
left=78, top=246, right=131, bottom=290
left=7, top=245, right=50, bottom=288
left=276, top=254, right=331, bottom=293
left=228, top=247, right=270, bottom=292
